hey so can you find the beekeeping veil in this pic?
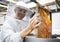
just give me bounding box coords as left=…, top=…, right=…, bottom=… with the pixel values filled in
left=6, top=1, right=36, bottom=21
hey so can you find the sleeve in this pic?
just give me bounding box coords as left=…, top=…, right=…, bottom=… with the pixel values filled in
left=4, top=32, right=23, bottom=42
left=2, top=22, right=23, bottom=42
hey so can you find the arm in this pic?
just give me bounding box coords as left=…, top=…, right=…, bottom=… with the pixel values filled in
left=20, top=25, right=33, bottom=39
left=20, top=14, right=41, bottom=39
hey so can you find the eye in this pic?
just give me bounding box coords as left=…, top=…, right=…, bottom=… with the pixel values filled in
left=23, top=10, right=26, bottom=13
left=18, top=8, right=27, bottom=13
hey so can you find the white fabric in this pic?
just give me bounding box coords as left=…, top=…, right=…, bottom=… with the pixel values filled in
left=1, top=17, right=28, bottom=42
left=15, top=1, right=33, bottom=13
left=0, top=32, right=2, bottom=42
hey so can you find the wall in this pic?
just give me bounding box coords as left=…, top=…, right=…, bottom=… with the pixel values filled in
left=52, top=12, right=60, bottom=35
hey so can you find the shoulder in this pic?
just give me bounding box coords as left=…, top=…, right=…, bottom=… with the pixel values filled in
left=2, top=17, right=17, bottom=29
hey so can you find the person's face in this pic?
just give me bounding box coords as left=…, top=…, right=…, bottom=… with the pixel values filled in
left=14, top=7, right=27, bottom=19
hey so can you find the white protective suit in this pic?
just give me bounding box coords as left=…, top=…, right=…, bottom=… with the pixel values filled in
left=1, top=1, right=35, bottom=42
left=1, top=17, right=28, bottom=42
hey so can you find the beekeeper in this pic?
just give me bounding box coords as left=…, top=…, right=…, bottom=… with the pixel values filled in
left=1, top=1, right=41, bottom=42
